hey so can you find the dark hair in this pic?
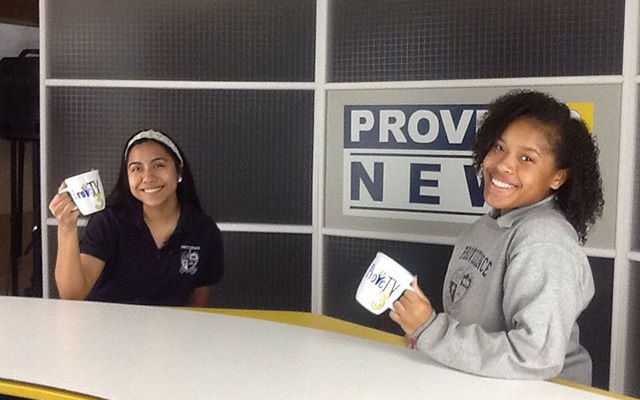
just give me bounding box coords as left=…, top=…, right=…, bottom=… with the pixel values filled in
left=106, top=130, right=203, bottom=212
left=472, top=89, right=603, bottom=243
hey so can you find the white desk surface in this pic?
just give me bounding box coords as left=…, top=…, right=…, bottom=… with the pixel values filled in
left=0, top=296, right=630, bottom=400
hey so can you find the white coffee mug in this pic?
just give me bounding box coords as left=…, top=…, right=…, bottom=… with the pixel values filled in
left=58, top=169, right=106, bottom=215
left=355, top=252, right=415, bottom=315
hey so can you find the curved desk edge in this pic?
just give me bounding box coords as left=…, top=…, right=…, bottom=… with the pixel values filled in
left=1, top=306, right=637, bottom=400
left=191, top=307, right=405, bottom=346
left=553, top=379, right=637, bottom=400
left=195, top=308, right=638, bottom=400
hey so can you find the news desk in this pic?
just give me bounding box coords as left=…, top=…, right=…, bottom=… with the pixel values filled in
left=0, top=297, right=634, bottom=400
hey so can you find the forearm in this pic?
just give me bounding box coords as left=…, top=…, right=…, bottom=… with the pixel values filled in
left=415, top=313, right=564, bottom=380
left=188, top=285, right=213, bottom=307
left=54, top=226, right=92, bottom=300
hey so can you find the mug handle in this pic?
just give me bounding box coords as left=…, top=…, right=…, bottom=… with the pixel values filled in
left=388, top=279, right=417, bottom=312
left=55, top=186, right=79, bottom=212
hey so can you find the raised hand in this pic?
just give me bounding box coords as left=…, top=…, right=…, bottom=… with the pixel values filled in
left=48, top=183, right=80, bottom=230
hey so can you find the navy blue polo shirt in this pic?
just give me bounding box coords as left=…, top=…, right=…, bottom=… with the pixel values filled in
left=79, top=203, right=224, bottom=306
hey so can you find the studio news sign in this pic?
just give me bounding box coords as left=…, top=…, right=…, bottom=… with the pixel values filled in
left=343, top=102, right=593, bottom=223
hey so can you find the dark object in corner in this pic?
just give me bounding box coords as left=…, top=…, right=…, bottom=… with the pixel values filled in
left=0, top=48, right=41, bottom=297
left=0, top=49, right=39, bottom=140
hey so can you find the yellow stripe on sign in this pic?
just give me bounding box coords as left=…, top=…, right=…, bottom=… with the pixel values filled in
left=566, top=102, right=594, bottom=134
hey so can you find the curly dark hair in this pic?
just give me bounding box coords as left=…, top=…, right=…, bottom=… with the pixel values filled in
left=107, top=130, right=203, bottom=212
left=472, top=89, right=603, bottom=243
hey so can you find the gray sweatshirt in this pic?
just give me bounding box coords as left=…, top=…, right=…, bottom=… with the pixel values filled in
left=413, top=196, right=595, bottom=384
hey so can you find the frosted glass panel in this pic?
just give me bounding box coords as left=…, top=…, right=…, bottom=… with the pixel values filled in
left=47, top=0, right=316, bottom=81
left=47, top=87, right=313, bottom=224
left=211, top=232, right=312, bottom=311
left=331, top=0, right=624, bottom=81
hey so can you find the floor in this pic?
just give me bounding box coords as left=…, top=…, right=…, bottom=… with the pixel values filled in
left=0, top=211, right=39, bottom=297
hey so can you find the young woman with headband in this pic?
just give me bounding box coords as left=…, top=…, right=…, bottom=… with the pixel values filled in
left=49, top=129, right=224, bottom=306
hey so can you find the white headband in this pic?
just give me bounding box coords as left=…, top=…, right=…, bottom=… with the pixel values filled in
left=125, top=129, right=184, bottom=167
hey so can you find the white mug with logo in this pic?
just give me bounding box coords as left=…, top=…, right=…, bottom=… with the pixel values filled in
left=58, top=169, right=106, bottom=216
left=355, top=252, right=415, bottom=315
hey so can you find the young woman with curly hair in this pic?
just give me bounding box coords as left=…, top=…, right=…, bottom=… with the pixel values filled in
left=389, top=90, right=604, bottom=385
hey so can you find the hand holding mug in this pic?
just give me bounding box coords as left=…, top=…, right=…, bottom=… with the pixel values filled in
left=49, top=170, right=106, bottom=228
left=389, top=279, right=433, bottom=336
left=49, top=182, right=81, bottom=229
left=355, top=252, right=415, bottom=315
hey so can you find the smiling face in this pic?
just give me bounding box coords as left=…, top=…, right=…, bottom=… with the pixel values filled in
left=482, top=117, right=568, bottom=215
left=126, top=141, right=181, bottom=211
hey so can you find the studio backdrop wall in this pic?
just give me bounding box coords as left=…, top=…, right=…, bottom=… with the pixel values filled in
left=41, top=0, right=639, bottom=396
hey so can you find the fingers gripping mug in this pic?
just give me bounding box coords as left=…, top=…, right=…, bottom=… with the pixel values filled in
left=355, top=252, right=415, bottom=315
left=58, top=170, right=106, bottom=215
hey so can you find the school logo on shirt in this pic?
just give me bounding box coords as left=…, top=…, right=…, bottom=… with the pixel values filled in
left=449, top=266, right=473, bottom=303
left=180, top=245, right=200, bottom=275
left=458, top=245, right=492, bottom=277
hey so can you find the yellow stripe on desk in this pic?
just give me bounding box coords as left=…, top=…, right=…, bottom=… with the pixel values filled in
left=0, top=379, right=104, bottom=400
left=552, top=379, right=638, bottom=400
left=191, top=307, right=405, bottom=347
